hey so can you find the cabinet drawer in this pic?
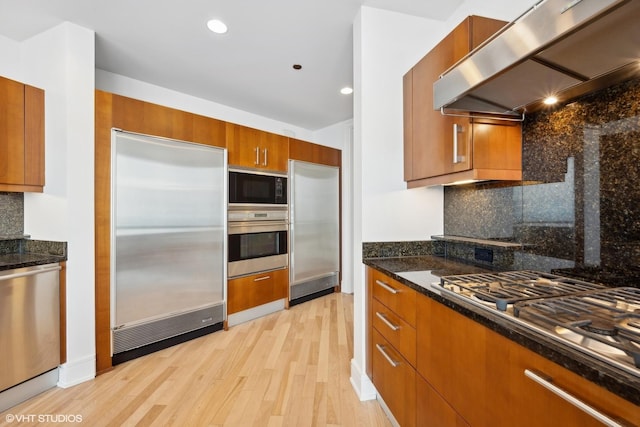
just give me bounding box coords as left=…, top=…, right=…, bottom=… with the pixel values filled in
left=227, top=268, right=288, bottom=314
left=372, top=328, right=416, bottom=427
left=372, top=298, right=416, bottom=367
left=371, top=269, right=416, bottom=327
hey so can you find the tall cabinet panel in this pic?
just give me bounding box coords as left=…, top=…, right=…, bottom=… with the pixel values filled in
left=289, top=160, right=340, bottom=301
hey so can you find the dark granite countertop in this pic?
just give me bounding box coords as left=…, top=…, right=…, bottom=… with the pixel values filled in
left=0, top=239, right=67, bottom=271
left=364, top=255, right=640, bottom=407
left=0, top=252, right=66, bottom=270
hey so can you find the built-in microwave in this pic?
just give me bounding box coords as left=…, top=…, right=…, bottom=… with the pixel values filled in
left=229, top=169, right=287, bottom=206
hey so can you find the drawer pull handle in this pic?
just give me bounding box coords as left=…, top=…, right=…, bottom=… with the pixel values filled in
left=376, top=344, right=400, bottom=368
left=253, top=276, right=271, bottom=282
left=524, top=369, right=626, bottom=427
left=375, top=279, right=398, bottom=294
left=375, top=312, right=399, bottom=331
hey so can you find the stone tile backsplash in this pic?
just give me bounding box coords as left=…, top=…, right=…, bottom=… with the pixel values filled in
left=443, top=77, right=640, bottom=287
left=0, top=192, right=24, bottom=237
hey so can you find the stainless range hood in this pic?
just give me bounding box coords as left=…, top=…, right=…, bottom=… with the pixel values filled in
left=433, top=0, right=640, bottom=118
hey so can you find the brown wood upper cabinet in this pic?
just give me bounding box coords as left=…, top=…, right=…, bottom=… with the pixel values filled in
left=0, top=76, right=45, bottom=192
left=289, top=138, right=341, bottom=167
left=404, top=16, right=522, bottom=188
left=226, top=123, right=289, bottom=172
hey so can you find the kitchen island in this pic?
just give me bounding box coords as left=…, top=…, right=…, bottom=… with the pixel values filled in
left=364, top=254, right=639, bottom=426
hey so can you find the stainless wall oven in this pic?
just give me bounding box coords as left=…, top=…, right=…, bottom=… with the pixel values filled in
left=228, top=207, right=288, bottom=278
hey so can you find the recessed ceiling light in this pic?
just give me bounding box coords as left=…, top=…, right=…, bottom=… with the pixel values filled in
left=207, top=19, right=228, bottom=34
left=340, top=87, right=353, bottom=95
left=543, top=96, right=558, bottom=105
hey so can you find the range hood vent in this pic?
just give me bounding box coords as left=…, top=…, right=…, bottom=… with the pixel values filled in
left=433, top=0, right=640, bottom=118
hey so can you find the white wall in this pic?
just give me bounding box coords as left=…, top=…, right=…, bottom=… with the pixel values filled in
left=315, top=120, right=354, bottom=293
left=350, top=6, right=447, bottom=400
left=0, top=23, right=98, bottom=387
left=349, top=0, right=539, bottom=400
left=96, top=70, right=315, bottom=143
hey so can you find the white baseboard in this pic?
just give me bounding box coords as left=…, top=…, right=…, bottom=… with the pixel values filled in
left=349, top=358, right=377, bottom=401
left=57, top=354, right=96, bottom=388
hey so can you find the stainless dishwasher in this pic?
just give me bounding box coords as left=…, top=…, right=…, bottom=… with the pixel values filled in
left=0, top=263, right=61, bottom=392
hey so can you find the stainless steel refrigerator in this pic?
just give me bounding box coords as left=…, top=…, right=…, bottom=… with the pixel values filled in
left=111, top=130, right=226, bottom=360
left=288, top=160, right=340, bottom=301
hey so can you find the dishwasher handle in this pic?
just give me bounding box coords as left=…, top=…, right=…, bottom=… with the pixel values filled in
left=0, top=264, right=61, bottom=282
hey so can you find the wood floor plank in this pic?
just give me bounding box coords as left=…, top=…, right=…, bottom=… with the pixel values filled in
left=1, top=293, right=391, bottom=426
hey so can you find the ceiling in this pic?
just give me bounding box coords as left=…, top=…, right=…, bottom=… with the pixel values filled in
left=0, top=0, right=463, bottom=130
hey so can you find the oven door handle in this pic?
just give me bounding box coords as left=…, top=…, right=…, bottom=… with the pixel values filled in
left=228, top=221, right=288, bottom=234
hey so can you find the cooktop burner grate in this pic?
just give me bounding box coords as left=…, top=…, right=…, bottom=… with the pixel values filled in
left=514, top=288, right=640, bottom=368
left=440, top=270, right=605, bottom=311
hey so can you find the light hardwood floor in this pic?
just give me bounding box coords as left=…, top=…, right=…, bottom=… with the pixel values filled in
left=1, top=293, right=391, bottom=427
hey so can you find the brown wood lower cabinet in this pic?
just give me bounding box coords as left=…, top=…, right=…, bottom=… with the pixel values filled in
left=371, top=328, right=416, bottom=427
left=227, top=268, right=288, bottom=314
left=366, top=268, right=639, bottom=427
left=417, top=374, right=469, bottom=427
left=415, top=293, right=640, bottom=427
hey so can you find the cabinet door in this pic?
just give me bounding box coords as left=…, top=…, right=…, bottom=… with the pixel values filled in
left=417, top=374, right=469, bottom=427
left=403, top=69, right=414, bottom=181
left=226, top=123, right=288, bottom=172
left=471, top=120, right=522, bottom=172
left=0, top=77, right=45, bottom=192
left=259, top=131, right=288, bottom=172
left=227, top=268, right=288, bottom=314
left=410, top=19, right=473, bottom=180
left=416, top=294, right=488, bottom=427
left=0, top=76, right=25, bottom=186
left=24, top=85, right=45, bottom=187
left=406, top=16, right=509, bottom=184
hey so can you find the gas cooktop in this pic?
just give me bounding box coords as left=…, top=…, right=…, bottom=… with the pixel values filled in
left=440, top=270, right=605, bottom=311
left=439, top=270, right=640, bottom=377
